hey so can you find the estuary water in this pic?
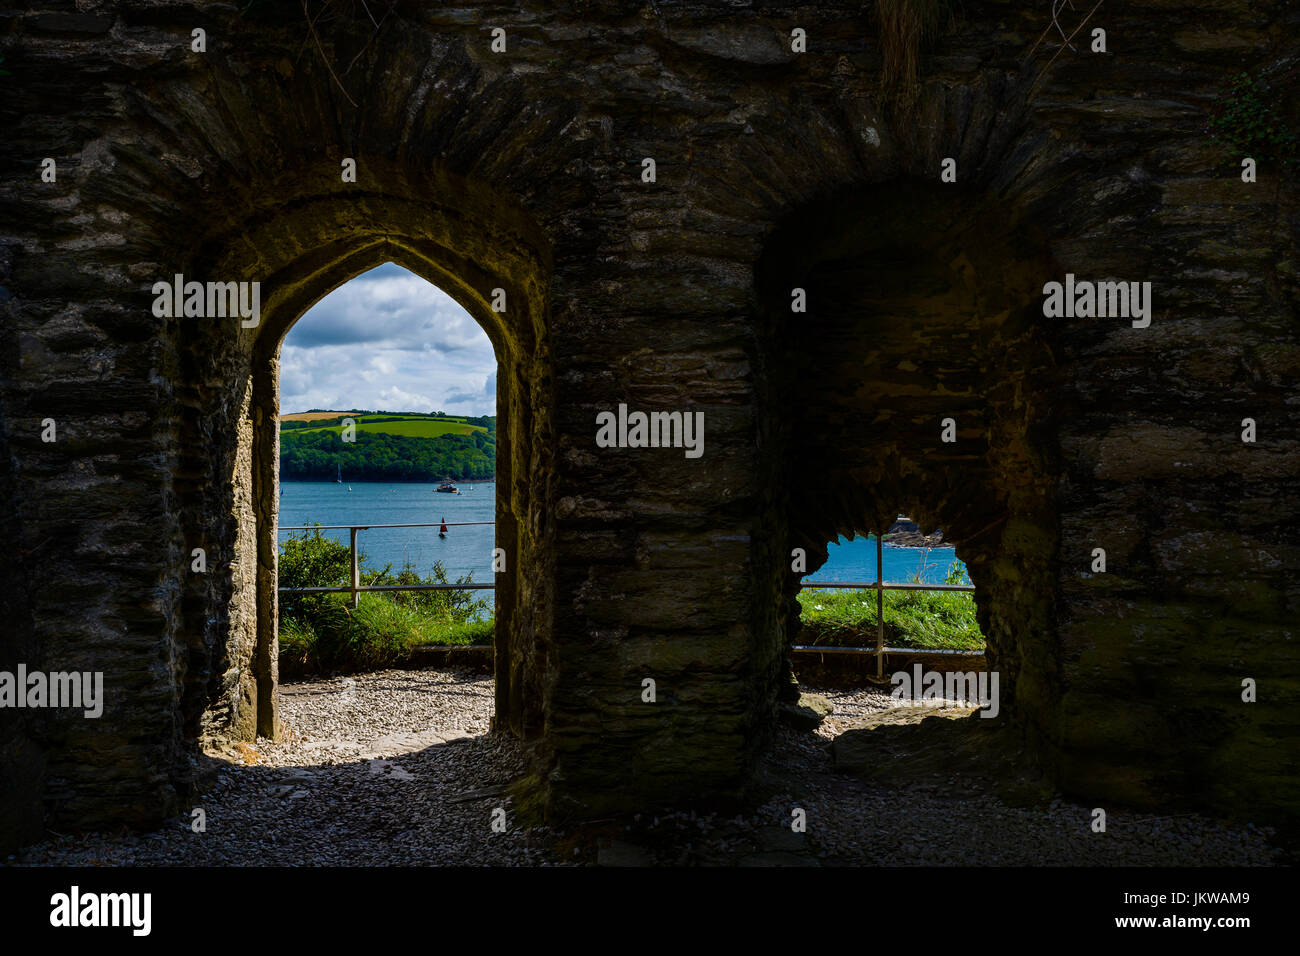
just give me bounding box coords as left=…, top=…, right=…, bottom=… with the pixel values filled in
left=278, top=480, right=498, bottom=584
left=278, top=481, right=964, bottom=586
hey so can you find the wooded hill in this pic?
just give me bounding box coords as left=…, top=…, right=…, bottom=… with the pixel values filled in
left=279, top=412, right=496, bottom=481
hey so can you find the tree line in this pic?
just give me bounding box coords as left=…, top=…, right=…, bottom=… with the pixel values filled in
left=280, top=428, right=496, bottom=481
left=280, top=413, right=496, bottom=432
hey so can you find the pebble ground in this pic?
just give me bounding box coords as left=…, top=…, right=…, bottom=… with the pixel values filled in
left=11, top=670, right=1283, bottom=867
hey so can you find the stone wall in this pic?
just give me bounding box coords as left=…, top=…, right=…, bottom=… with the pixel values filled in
left=1, top=0, right=1296, bottom=848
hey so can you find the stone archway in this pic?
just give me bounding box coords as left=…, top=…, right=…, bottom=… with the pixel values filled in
left=760, top=181, right=1063, bottom=758
left=172, top=160, right=555, bottom=751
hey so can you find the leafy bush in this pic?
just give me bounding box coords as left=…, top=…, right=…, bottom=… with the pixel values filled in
left=943, top=559, right=971, bottom=587
left=278, top=525, right=354, bottom=623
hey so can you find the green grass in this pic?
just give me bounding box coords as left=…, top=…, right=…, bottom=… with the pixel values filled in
left=298, top=418, right=485, bottom=439
left=278, top=594, right=493, bottom=677
left=798, top=559, right=984, bottom=652
left=351, top=593, right=490, bottom=647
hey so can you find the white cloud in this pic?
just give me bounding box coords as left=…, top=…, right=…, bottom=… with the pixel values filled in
left=280, top=263, right=496, bottom=416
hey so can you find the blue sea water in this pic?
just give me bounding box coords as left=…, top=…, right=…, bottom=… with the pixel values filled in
left=810, top=534, right=963, bottom=586
left=278, top=480, right=498, bottom=584
left=278, top=481, right=964, bottom=586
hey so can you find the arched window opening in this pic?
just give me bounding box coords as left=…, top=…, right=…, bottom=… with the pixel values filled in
left=273, top=263, right=499, bottom=704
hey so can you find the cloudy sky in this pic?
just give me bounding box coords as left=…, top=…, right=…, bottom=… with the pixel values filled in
left=280, top=262, right=497, bottom=416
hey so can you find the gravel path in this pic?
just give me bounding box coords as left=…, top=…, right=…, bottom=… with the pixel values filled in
left=15, top=670, right=561, bottom=867
left=11, top=671, right=1283, bottom=867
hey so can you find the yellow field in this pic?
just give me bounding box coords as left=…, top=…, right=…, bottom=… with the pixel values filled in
left=280, top=410, right=364, bottom=422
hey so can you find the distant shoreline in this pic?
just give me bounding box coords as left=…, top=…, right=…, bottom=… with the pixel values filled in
left=280, top=477, right=496, bottom=484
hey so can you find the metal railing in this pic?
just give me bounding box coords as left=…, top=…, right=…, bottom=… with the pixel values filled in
left=278, top=521, right=495, bottom=608
left=794, top=532, right=978, bottom=677
left=277, top=521, right=979, bottom=674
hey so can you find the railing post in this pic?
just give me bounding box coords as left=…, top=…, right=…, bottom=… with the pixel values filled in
left=876, top=531, right=884, bottom=678
left=350, top=527, right=359, bottom=609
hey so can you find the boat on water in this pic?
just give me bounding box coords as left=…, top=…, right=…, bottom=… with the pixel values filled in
left=435, top=481, right=458, bottom=494
left=336, top=464, right=342, bottom=484
left=439, top=517, right=448, bottom=538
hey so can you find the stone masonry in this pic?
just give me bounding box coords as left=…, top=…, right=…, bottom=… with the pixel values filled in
left=1, top=0, right=1297, bottom=851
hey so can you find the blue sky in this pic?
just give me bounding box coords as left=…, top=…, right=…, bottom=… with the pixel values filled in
left=280, top=262, right=497, bottom=416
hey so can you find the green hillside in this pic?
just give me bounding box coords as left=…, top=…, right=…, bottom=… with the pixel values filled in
left=299, top=418, right=485, bottom=439
left=279, top=411, right=496, bottom=482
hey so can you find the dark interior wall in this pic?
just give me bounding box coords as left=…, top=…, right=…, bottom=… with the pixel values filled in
left=0, top=289, right=46, bottom=852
